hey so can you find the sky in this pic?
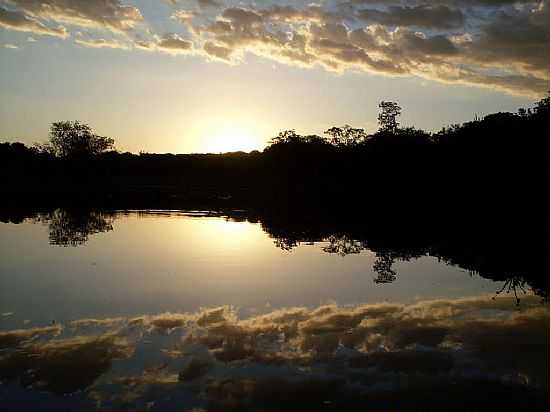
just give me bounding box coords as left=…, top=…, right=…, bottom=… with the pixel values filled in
left=0, top=0, right=548, bottom=153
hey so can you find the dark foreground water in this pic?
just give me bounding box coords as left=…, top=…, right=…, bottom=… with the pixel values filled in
left=0, top=210, right=548, bottom=411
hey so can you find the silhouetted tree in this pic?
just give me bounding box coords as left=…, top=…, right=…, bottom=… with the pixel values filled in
left=35, top=121, right=114, bottom=157
left=269, top=130, right=303, bottom=145
left=324, top=125, right=368, bottom=146
left=517, top=108, right=528, bottom=117
left=269, top=130, right=329, bottom=147
left=534, top=91, right=550, bottom=116
left=378, top=101, right=401, bottom=133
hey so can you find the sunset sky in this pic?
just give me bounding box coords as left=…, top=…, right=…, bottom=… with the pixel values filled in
left=1, top=0, right=548, bottom=153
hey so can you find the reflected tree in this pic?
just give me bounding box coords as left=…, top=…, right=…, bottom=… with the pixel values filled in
left=494, top=277, right=529, bottom=306
left=322, top=235, right=365, bottom=256
left=274, top=237, right=300, bottom=251
left=372, top=252, right=397, bottom=284
left=36, top=209, right=115, bottom=246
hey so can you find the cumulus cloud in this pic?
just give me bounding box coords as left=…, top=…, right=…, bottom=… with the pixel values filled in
left=203, top=40, right=233, bottom=61
left=75, top=33, right=129, bottom=49
left=180, top=1, right=549, bottom=96
left=462, top=5, right=550, bottom=81
left=172, top=9, right=196, bottom=26
left=136, top=32, right=194, bottom=55
left=1, top=0, right=548, bottom=96
left=0, top=6, right=68, bottom=38
left=356, top=5, right=465, bottom=29
left=197, top=0, right=222, bottom=9
left=5, top=0, right=143, bottom=32
left=166, top=0, right=222, bottom=9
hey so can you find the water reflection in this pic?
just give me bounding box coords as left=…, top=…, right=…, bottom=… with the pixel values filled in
left=3, top=208, right=546, bottom=301
left=1, top=296, right=549, bottom=410
left=34, top=209, right=115, bottom=246
left=1, top=208, right=548, bottom=410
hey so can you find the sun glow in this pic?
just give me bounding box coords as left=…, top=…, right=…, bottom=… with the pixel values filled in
left=200, top=124, right=261, bottom=153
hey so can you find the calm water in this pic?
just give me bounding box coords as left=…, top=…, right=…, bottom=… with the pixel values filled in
left=0, top=210, right=548, bottom=411
left=1, top=211, right=502, bottom=327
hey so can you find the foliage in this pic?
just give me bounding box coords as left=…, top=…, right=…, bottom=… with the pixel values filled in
left=269, top=130, right=328, bottom=146
left=534, top=90, right=550, bottom=115
left=324, top=125, right=368, bottom=146
left=377, top=101, right=402, bottom=133
left=35, top=121, right=114, bottom=157
left=269, top=126, right=368, bottom=148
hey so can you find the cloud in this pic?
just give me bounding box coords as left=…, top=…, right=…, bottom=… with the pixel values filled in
left=181, top=1, right=549, bottom=96
left=1, top=294, right=549, bottom=409
left=203, top=40, right=233, bottom=61
left=0, top=6, right=68, bottom=38
left=172, top=9, right=196, bottom=26
left=136, top=33, right=194, bottom=55
left=6, top=0, right=143, bottom=33
left=0, top=333, right=133, bottom=395
left=2, top=0, right=548, bottom=97
left=462, top=5, right=550, bottom=81
left=69, top=316, right=126, bottom=327
left=166, top=0, right=222, bottom=9
left=356, top=5, right=465, bottom=29
left=157, top=32, right=194, bottom=54
left=3, top=43, right=18, bottom=48
left=0, top=324, right=62, bottom=349
left=75, top=33, right=129, bottom=49
left=197, top=0, right=222, bottom=9
left=261, top=4, right=343, bottom=24
left=175, top=294, right=550, bottom=364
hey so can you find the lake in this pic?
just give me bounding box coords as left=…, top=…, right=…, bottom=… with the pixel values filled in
left=1, top=209, right=548, bottom=411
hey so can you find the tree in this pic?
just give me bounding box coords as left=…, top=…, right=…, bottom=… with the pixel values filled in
left=39, top=209, right=115, bottom=246
left=269, top=130, right=303, bottom=145
left=324, top=125, right=368, bottom=146
left=268, top=130, right=328, bottom=146
left=534, top=91, right=550, bottom=116
left=35, top=121, right=114, bottom=157
left=378, top=101, right=402, bottom=133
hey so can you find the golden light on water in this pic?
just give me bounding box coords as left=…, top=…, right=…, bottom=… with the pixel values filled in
left=200, top=218, right=261, bottom=244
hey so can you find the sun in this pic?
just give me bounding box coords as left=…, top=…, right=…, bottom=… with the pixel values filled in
left=202, top=125, right=260, bottom=153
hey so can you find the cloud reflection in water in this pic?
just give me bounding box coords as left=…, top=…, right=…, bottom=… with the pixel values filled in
left=1, top=295, right=549, bottom=411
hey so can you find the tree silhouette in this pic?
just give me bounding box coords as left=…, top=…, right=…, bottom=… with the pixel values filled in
left=269, top=130, right=302, bottom=145
left=324, top=125, right=368, bottom=146
left=35, top=121, right=114, bottom=157
left=378, top=101, right=402, bottom=133
left=534, top=90, right=550, bottom=115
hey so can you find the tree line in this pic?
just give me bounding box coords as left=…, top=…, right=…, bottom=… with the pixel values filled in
left=0, top=95, right=547, bottom=211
